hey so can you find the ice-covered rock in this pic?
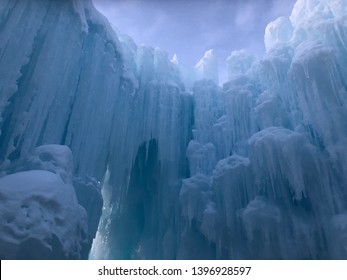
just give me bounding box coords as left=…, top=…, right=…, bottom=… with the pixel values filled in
left=0, top=170, right=88, bottom=259
left=0, top=145, right=103, bottom=259
left=13, top=145, right=73, bottom=183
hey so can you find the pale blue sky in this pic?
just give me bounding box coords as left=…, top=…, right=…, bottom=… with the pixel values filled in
left=92, top=0, right=296, bottom=82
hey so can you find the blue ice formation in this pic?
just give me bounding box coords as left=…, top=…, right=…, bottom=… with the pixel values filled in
left=0, top=0, right=347, bottom=259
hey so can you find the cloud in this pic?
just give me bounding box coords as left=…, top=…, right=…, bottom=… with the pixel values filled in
left=234, top=2, right=257, bottom=29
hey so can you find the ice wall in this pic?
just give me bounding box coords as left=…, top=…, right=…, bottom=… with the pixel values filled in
left=182, top=0, right=347, bottom=259
left=0, top=0, right=193, bottom=259
left=0, top=0, right=123, bottom=258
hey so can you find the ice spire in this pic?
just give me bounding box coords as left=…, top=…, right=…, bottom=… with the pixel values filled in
left=195, top=49, right=219, bottom=84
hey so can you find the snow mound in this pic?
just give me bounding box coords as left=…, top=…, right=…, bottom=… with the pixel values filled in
left=0, top=170, right=88, bottom=259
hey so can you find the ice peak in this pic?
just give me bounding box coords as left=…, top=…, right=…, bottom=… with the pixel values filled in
left=171, top=54, right=179, bottom=65
left=195, top=49, right=219, bottom=84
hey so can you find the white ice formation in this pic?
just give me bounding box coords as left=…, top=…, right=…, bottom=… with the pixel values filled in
left=195, top=49, right=219, bottom=84
left=0, top=145, right=89, bottom=259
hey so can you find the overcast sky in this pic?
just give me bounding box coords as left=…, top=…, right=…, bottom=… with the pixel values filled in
left=92, top=0, right=296, bottom=82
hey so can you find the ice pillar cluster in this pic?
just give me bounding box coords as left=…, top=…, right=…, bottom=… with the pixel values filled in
left=182, top=0, right=347, bottom=259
